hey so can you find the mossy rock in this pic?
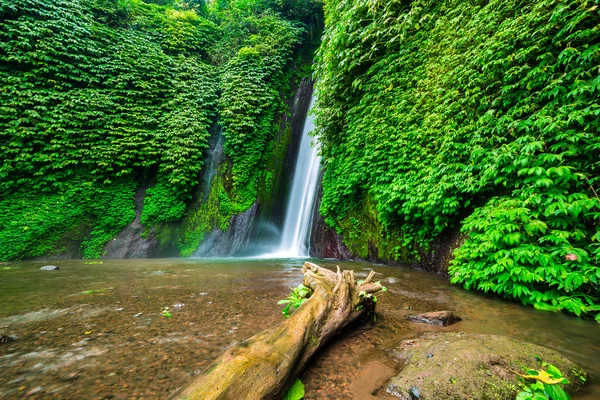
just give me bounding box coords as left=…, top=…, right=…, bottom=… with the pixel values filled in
left=385, top=332, right=587, bottom=400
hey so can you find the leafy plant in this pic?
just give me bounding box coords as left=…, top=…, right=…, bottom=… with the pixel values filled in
left=0, top=0, right=314, bottom=261
left=514, top=361, right=570, bottom=400
left=313, top=0, right=600, bottom=319
left=278, top=284, right=312, bottom=317
left=282, top=378, right=305, bottom=400
left=162, top=306, right=172, bottom=318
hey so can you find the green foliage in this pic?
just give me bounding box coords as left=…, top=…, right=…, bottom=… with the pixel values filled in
left=0, top=0, right=217, bottom=192
left=0, top=0, right=315, bottom=260
left=0, top=0, right=217, bottom=259
left=278, top=283, right=312, bottom=317
left=141, top=177, right=188, bottom=225
left=162, top=306, right=172, bottom=318
left=0, top=178, right=136, bottom=261
left=218, top=13, right=303, bottom=206
left=515, top=361, right=570, bottom=400
left=451, top=189, right=600, bottom=319
left=314, top=0, right=600, bottom=318
left=283, top=378, right=305, bottom=400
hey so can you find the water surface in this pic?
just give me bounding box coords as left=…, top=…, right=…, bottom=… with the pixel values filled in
left=0, top=258, right=598, bottom=399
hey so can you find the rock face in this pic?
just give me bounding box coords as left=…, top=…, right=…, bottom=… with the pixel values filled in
left=193, top=202, right=259, bottom=257
left=39, top=265, right=59, bottom=271
left=386, top=332, right=588, bottom=400
left=419, top=229, right=466, bottom=277
left=407, top=311, right=461, bottom=326
left=101, top=186, right=158, bottom=259
left=309, top=182, right=352, bottom=259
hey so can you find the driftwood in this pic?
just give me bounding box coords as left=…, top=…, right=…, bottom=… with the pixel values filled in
left=177, top=261, right=384, bottom=399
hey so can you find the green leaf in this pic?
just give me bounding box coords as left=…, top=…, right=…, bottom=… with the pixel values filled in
left=516, top=392, right=533, bottom=400
left=546, top=364, right=563, bottom=379
left=283, top=378, right=305, bottom=400
left=544, top=384, right=569, bottom=400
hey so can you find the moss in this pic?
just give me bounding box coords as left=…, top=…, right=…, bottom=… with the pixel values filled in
left=337, top=196, right=411, bottom=262
left=176, top=174, right=230, bottom=257
left=43, top=219, right=94, bottom=259
left=155, top=223, right=178, bottom=252
left=258, top=121, right=293, bottom=216
left=387, top=332, right=588, bottom=400
left=0, top=178, right=136, bottom=261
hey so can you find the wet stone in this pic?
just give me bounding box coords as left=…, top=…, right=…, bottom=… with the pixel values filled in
left=0, top=334, right=16, bottom=344
left=8, top=376, right=25, bottom=384
left=409, top=386, right=420, bottom=399
left=39, top=265, right=59, bottom=271
left=407, top=310, right=461, bottom=326
left=59, top=372, right=80, bottom=382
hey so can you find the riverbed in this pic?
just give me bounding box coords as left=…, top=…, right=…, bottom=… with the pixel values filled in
left=1, top=258, right=598, bottom=399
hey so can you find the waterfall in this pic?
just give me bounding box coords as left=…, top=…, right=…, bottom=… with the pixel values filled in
left=273, top=95, right=321, bottom=257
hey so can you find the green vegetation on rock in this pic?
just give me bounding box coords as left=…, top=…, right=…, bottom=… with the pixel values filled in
left=313, top=0, right=600, bottom=319
left=0, top=0, right=320, bottom=260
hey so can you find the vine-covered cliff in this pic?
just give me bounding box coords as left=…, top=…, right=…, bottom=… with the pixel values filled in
left=313, top=0, right=600, bottom=319
left=0, top=0, right=320, bottom=260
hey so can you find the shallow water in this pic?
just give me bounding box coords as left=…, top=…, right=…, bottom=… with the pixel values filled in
left=0, top=258, right=598, bottom=399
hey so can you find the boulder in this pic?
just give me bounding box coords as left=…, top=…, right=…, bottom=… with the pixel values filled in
left=39, top=265, right=59, bottom=271
left=407, top=310, right=461, bottom=326
left=386, top=332, right=587, bottom=400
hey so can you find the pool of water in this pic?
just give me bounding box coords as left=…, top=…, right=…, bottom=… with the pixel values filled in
left=0, top=258, right=598, bottom=399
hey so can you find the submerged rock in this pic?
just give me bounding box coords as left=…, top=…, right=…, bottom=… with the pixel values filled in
left=0, top=334, right=16, bottom=344
left=386, top=332, right=588, bottom=400
left=407, top=310, right=461, bottom=326
left=39, top=265, right=59, bottom=271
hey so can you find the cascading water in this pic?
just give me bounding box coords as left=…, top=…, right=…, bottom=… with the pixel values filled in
left=269, top=95, right=321, bottom=257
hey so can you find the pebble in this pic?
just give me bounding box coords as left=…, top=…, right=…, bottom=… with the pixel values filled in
left=8, top=376, right=25, bottom=384
left=39, top=265, right=59, bottom=271
left=0, top=334, right=16, bottom=344
left=59, top=372, right=80, bottom=382
left=26, top=386, right=43, bottom=396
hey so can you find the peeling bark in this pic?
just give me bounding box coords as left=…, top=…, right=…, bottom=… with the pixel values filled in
left=176, top=261, right=384, bottom=400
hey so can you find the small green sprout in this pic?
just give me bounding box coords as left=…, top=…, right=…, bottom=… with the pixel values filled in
left=278, top=284, right=312, bottom=317
left=162, top=306, right=172, bottom=318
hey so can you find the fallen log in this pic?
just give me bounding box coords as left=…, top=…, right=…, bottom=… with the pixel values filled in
left=176, top=261, right=384, bottom=400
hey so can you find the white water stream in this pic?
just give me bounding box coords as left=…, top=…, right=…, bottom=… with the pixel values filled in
left=264, top=95, right=321, bottom=258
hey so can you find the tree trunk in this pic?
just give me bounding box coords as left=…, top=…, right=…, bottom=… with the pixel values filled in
left=176, top=261, right=384, bottom=400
